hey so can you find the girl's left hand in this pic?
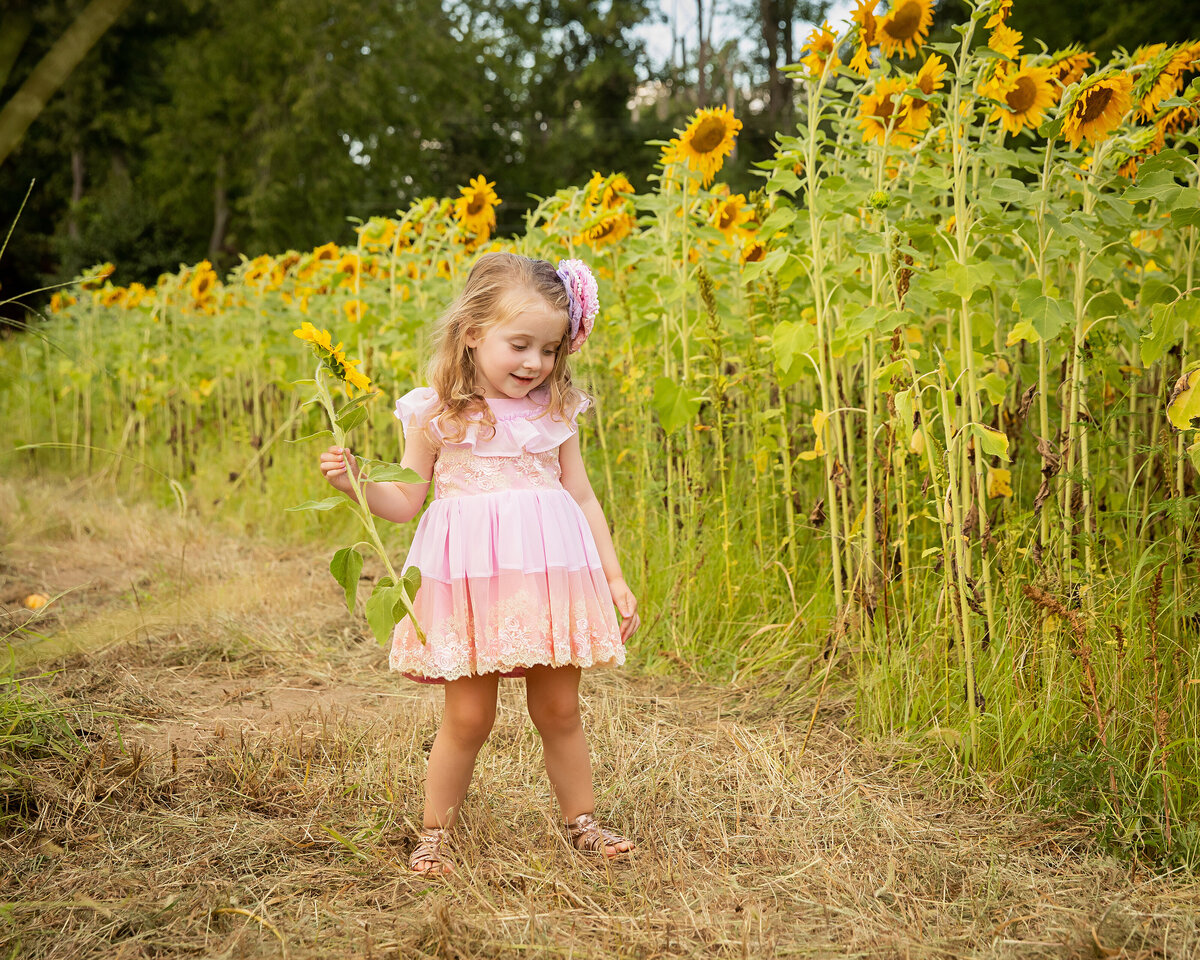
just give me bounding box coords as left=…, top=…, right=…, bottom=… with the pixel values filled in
left=609, top=578, right=640, bottom=641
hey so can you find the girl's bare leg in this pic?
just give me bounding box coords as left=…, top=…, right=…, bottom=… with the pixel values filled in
left=423, top=672, right=500, bottom=830
left=524, top=664, right=632, bottom=853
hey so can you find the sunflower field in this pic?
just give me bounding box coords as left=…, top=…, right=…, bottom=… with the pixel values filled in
left=6, top=0, right=1200, bottom=863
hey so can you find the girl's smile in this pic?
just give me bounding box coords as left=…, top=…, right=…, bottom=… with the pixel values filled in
left=466, top=298, right=568, bottom=399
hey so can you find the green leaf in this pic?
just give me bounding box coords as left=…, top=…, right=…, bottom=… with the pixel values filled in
left=942, top=260, right=996, bottom=300
left=988, top=178, right=1029, bottom=203
left=1141, top=301, right=1184, bottom=365
left=979, top=372, right=1007, bottom=405
left=771, top=320, right=817, bottom=386
left=359, top=458, right=426, bottom=484
left=365, top=577, right=399, bottom=645
left=1122, top=169, right=1182, bottom=206
left=286, top=496, right=346, bottom=512
left=336, top=404, right=369, bottom=433
left=330, top=547, right=364, bottom=614
left=758, top=207, right=797, bottom=236
left=969, top=423, right=1010, bottom=462
left=741, top=246, right=788, bottom=282
left=1014, top=277, right=1071, bottom=341
left=873, top=358, right=907, bottom=388
left=284, top=429, right=334, bottom=444
left=652, top=377, right=705, bottom=434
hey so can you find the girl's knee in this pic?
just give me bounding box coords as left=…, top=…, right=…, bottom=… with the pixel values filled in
left=442, top=701, right=496, bottom=747
left=528, top=694, right=581, bottom=737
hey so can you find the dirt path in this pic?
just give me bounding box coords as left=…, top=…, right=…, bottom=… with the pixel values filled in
left=2, top=479, right=1198, bottom=959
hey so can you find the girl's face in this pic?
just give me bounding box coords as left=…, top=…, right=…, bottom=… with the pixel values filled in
left=466, top=297, right=568, bottom=399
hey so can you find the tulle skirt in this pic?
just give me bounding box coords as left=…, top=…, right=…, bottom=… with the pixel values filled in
left=388, top=489, right=626, bottom=684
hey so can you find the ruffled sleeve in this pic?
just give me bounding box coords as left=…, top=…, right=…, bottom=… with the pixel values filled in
left=393, top=386, right=443, bottom=442
left=460, top=392, right=592, bottom=457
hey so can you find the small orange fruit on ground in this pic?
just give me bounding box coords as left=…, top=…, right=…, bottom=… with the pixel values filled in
left=23, top=593, right=50, bottom=610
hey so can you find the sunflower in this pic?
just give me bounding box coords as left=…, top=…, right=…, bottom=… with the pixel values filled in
left=453, top=175, right=501, bottom=236
left=587, top=210, right=637, bottom=248
left=582, top=171, right=607, bottom=210
left=190, top=260, right=218, bottom=303
left=343, top=299, right=368, bottom=323
left=984, top=0, right=1012, bottom=29
left=293, top=322, right=372, bottom=394
left=1133, top=42, right=1199, bottom=120
left=850, top=0, right=878, bottom=76
left=336, top=253, right=361, bottom=288
left=907, top=53, right=948, bottom=126
left=877, top=0, right=934, bottom=59
left=675, top=106, right=743, bottom=187
left=1157, top=99, right=1199, bottom=138
left=601, top=173, right=635, bottom=209
left=988, top=23, right=1022, bottom=60
left=857, top=76, right=916, bottom=147
left=740, top=239, right=767, bottom=265
left=1045, top=46, right=1094, bottom=99
left=800, top=22, right=841, bottom=79
left=1061, top=71, right=1133, bottom=148
left=312, top=242, right=339, bottom=261
left=987, top=60, right=1056, bottom=135
left=710, top=193, right=753, bottom=242
left=293, top=320, right=334, bottom=353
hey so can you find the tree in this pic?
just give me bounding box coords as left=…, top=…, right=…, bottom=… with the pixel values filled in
left=0, top=0, right=132, bottom=167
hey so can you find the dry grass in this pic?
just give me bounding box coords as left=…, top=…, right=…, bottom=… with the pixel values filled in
left=2, top=477, right=1198, bottom=959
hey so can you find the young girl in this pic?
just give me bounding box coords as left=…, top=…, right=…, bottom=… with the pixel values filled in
left=318, top=252, right=639, bottom=875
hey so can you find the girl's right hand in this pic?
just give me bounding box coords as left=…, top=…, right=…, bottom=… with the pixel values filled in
left=320, top=445, right=360, bottom=494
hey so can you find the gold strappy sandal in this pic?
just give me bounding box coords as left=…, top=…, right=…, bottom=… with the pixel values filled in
left=410, top=826, right=452, bottom=875
left=565, top=813, right=634, bottom=859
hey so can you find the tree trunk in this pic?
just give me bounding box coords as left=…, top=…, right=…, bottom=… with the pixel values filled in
left=0, top=11, right=34, bottom=91
left=760, top=0, right=781, bottom=120
left=68, top=147, right=84, bottom=241
left=209, top=153, right=230, bottom=262
left=0, top=0, right=133, bottom=168
left=695, top=0, right=709, bottom=105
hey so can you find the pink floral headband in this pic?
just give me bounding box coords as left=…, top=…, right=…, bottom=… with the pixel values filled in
left=555, top=258, right=598, bottom=354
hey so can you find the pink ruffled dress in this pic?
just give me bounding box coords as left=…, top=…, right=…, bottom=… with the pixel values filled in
left=388, top=386, right=626, bottom=684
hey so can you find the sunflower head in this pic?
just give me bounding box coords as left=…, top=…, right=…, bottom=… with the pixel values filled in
left=800, top=22, right=841, bottom=79
left=984, top=0, right=1012, bottom=29
left=857, top=76, right=917, bottom=147
left=877, top=0, right=934, bottom=59
left=1044, top=45, right=1095, bottom=99
left=988, top=23, right=1023, bottom=60
left=1060, top=70, right=1134, bottom=148
left=675, top=106, right=743, bottom=187
left=987, top=60, right=1056, bottom=136
left=453, top=175, right=501, bottom=237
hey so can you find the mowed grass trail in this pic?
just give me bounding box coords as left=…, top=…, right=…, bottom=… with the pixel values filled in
left=2, top=477, right=1198, bottom=959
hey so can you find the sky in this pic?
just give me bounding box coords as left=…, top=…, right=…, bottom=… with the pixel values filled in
left=631, top=0, right=859, bottom=75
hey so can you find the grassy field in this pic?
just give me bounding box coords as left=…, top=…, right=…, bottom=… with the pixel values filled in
left=4, top=475, right=1199, bottom=959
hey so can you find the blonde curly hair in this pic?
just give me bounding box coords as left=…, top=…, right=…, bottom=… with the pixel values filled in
left=422, top=252, right=587, bottom=444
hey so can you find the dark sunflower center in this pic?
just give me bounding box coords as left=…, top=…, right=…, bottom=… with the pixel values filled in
left=1078, top=85, right=1114, bottom=123
left=691, top=117, right=729, bottom=154
left=467, top=194, right=487, bottom=216
left=718, top=204, right=737, bottom=229
left=1007, top=76, right=1037, bottom=113
left=746, top=245, right=765, bottom=262
left=875, top=94, right=898, bottom=121
left=885, top=1, right=921, bottom=40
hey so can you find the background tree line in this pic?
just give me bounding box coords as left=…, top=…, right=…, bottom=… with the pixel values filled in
left=0, top=0, right=1195, bottom=300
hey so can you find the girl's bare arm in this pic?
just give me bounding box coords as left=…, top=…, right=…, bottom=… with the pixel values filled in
left=559, top=431, right=640, bottom=639
left=319, top=427, right=438, bottom=524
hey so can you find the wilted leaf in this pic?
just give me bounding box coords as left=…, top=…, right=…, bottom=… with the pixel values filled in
left=987, top=467, right=1013, bottom=499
